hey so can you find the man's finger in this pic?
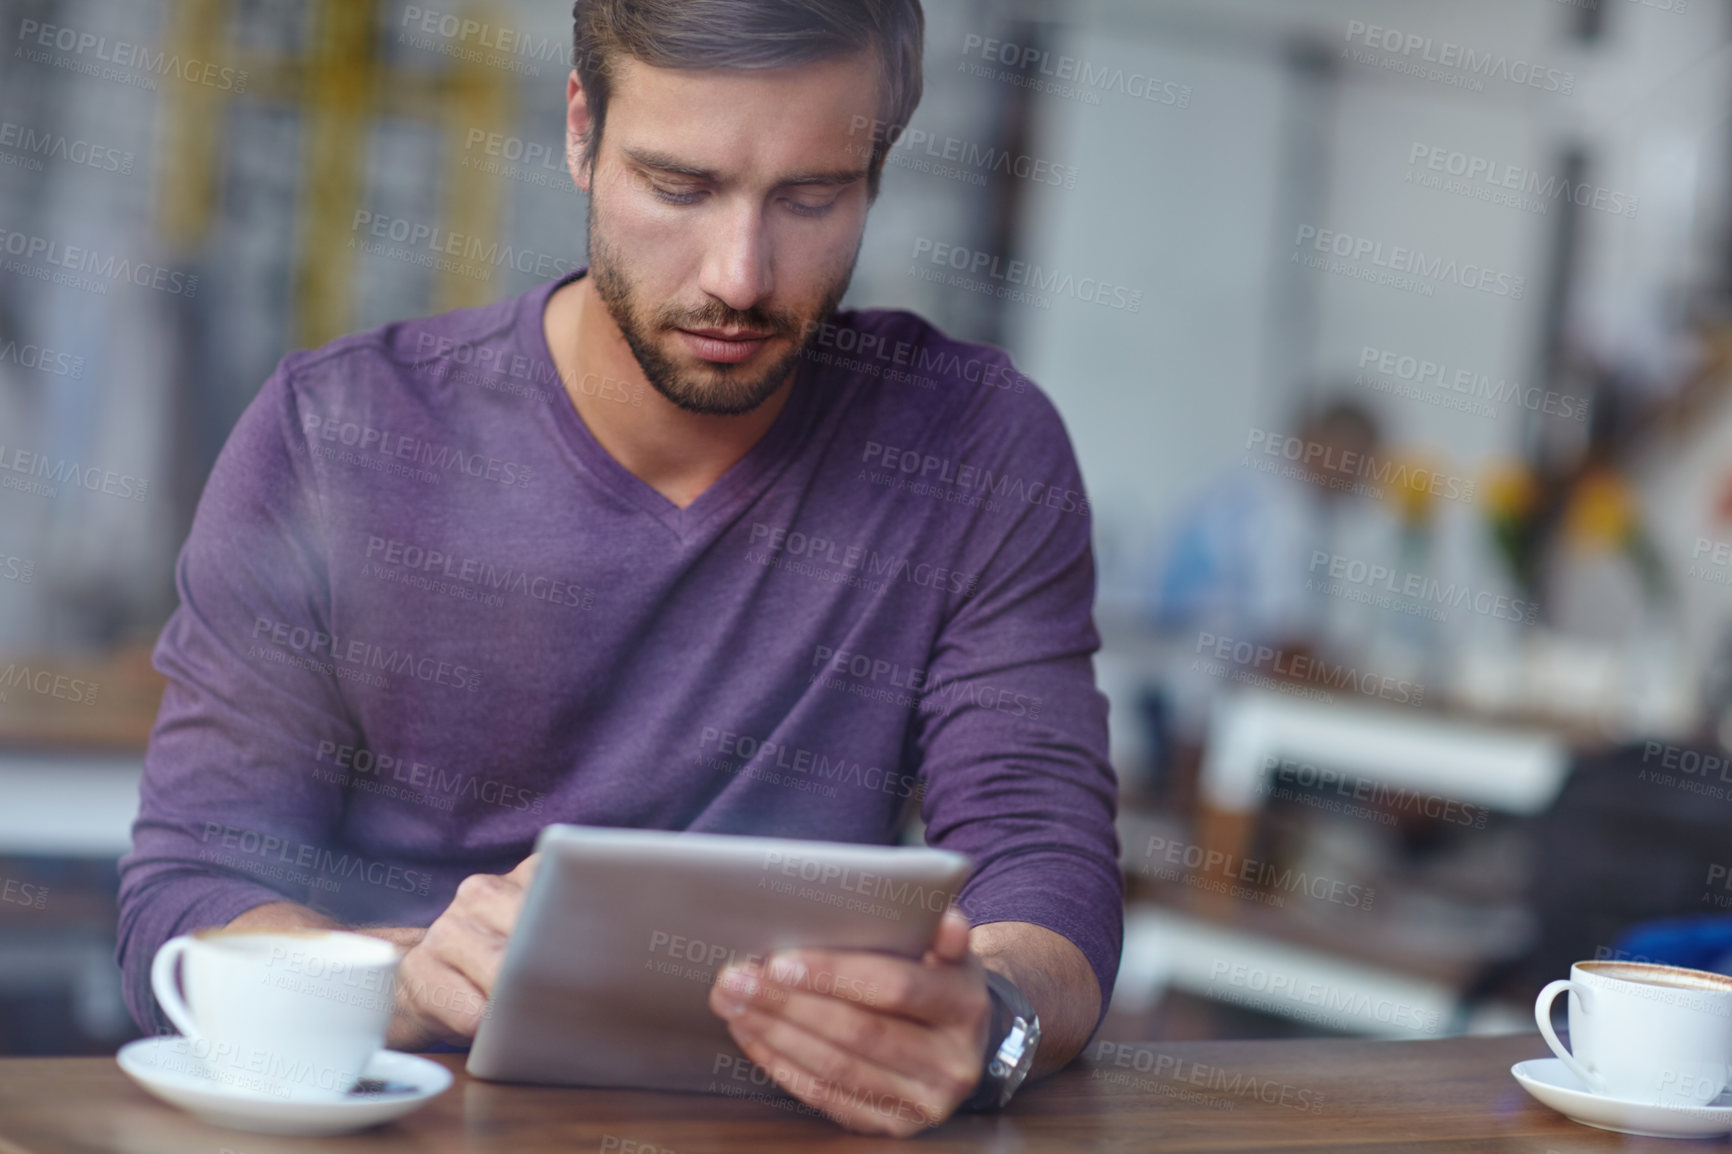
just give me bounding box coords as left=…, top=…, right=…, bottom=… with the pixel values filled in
left=423, top=911, right=510, bottom=998
left=450, top=871, right=527, bottom=937
left=745, top=947, right=984, bottom=1027
left=394, top=954, right=489, bottom=1042
left=730, top=1007, right=950, bottom=1121
left=926, top=907, right=972, bottom=964
left=505, top=852, right=539, bottom=885
left=714, top=975, right=979, bottom=1096
left=725, top=1016, right=943, bottom=1137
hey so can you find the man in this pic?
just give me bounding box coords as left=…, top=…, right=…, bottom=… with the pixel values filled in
left=1145, top=397, right=1386, bottom=646
left=117, top=0, right=1121, bottom=1136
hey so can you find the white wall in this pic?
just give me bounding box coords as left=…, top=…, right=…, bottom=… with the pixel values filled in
left=1011, top=16, right=1295, bottom=605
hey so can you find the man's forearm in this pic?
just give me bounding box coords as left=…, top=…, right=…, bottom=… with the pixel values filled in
left=968, top=920, right=1100, bottom=1079
left=224, top=900, right=426, bottom=949
left=224, top=901, right=433, bottom=1046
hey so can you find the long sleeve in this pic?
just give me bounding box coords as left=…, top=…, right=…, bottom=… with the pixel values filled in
left=910, top=385, right=1123, bottom=1031
left=116, top=358, right=357, bottom=1034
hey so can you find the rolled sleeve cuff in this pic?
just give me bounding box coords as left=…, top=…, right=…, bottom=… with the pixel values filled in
left=957, top=851, right=1124, bottom=1037
left=116, top=875, right=300, bottom=1036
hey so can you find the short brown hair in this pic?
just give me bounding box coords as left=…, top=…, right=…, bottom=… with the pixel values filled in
left=571, top=0, right=924, bottom=198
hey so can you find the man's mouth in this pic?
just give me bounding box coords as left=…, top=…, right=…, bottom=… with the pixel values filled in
left=675, top=327, right=776, bottom=365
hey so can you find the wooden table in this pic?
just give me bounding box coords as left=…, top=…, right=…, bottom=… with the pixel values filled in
left=1, top=1033, right=1726, bottom=1152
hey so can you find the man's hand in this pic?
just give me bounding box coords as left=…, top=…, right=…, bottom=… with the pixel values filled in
left=385, top=854, right=538, bottom=1049
left=707, top=907, right=989, bottom=1137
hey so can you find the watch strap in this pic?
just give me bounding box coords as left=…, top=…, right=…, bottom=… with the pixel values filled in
left=960, top=970, right=1040, bottom=1112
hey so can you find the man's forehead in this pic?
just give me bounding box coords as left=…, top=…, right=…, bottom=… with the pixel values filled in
left=604, top=48, right=881, bottom=100
left=600, top=52, right=882, bottom=175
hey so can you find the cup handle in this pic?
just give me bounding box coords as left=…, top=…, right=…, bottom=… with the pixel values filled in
left=150, top=935, right=202, bottom=1041
left=1535, top=978, right=1598, bottom=1092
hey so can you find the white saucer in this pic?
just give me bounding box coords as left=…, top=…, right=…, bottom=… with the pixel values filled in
left=1512, top=1058, right=1732, bottom=1138
left=116, top=1037, right=451, bottom=1135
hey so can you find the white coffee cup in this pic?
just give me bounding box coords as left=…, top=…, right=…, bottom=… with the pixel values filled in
left=151, top=928, right=403, bottom=1103
left=1535, top=960, right=1732, bottom=1106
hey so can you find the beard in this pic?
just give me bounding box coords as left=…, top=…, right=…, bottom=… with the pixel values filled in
left=586, top=205, right=858, bottom=417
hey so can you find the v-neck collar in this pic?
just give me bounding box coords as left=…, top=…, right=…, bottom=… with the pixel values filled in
left=522, top=269, right=819, bottom=544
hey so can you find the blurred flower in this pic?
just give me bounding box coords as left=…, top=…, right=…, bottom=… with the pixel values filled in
left=1482, top=461, right=1538, bottom=523
left=1482, top=460, right=1540, bottom=596
left=1389, top=451, right=1442, bottom=528
left=1558, top=467, right=1670, bottom=602
left=1563, top=469, right=1635, bottom=550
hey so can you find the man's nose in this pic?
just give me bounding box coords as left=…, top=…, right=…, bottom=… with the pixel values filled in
left=698, top=202, right=775, bottom=313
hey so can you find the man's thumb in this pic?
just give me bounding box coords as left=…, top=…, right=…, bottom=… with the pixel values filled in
left=929, top=906, right=972, bottom=962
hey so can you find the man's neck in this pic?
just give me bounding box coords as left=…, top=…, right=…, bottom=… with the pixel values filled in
left=543, top=275, right=794, bottom=511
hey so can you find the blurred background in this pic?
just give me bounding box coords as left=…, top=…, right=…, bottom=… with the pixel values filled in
left=2, top=0, right=1732, bottom=1054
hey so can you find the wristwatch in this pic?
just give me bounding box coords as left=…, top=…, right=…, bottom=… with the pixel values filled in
left=961, top=970, right=1041, bottom=1112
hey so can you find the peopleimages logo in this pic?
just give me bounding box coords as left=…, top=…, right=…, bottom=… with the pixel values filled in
left=1690, top=538, right=1732, bottom=587
left=0, top=877, right=46, bottom=911
left=396, top=5, right=573, bottom=77
left=459, top=128, right=579, bottom=195
left=0, top=227, right=198, bottom=297
left=1342, top=20, right=1574, bottom=95
left=1085, top=1043, right=1327, bottom=1113
left=314, top=739, right=545, bottom=814
left=199, top=822, right=431, bottom=896
left=847, top=116, right=1079, bottom=189
left=15, top=18, right=249, bottom=92
left=1259, top=756, right=1489, bottom=830
left=0, top=442, right=149, bottom=501
left=747, top=521, right=979, bottom=598
left=1639, top=740, right=1732, bottom=803
left=364, top=534, right=594, bottom=610
left=808, top=643, right=1044, bottom=720
left=1293, top=225, right=1524, bottom=300
left=910, top=237, right=1144, bottom=312
left=249, top=615, right=482, bottom=692
left=1142, top=834, right=1375, bottom=910
left=1356, top=344, right=1587, bottom=423
left=0, top=337, right=83, bottom=379
left=761, top=848, right=954, bottom=914
left=1306, top=549, right=1539, bottom=626
left=696, top=725, right=922, bottom=801
left=1193, top=631, right=1424, bottom=706
left=414, top=331, right=642, bottom=408
left=1243, top=428, right=1475, bottom=503
left=400, top=6, right=569, bottom=59
left=1210, top=960, right=1443, bottom=1033
left=301, top=412, right=533, bottom=489
left=349, top=211, right=579, bottom=282
left=0, top=661, right=98, bottom=706
left=860, top=440, right=1089, bottom=516
left=0, top=120, right=134, bottom=175
left=960, top=33, right=1192, bottom=108
left=1406, top=144, right=1638, bottom=219
left=800, top=319, right=1029, bottom=394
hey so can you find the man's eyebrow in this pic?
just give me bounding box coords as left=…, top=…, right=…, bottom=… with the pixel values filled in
left=778, top=167, right=870, bottom=188
left=622, top=147, right=715, bottom=180
left=621, top=146, right=867, bottom=188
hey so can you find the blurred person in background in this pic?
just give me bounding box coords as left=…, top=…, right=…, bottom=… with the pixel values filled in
left=1142, top=395, right=1390, bottom=655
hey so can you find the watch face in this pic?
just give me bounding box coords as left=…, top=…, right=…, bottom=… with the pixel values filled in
left=977, top=973, right=1041, bottom=1110
left=999, top=1015, right=1040, bottom=1104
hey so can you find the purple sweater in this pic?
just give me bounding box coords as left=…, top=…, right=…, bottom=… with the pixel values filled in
left=117, top=271, right=1122, bottom=1036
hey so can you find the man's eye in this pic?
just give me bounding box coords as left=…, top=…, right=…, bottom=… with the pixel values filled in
left=785, top=197, right=839, bottom=218
left=651, top=183, right=704, bottom=205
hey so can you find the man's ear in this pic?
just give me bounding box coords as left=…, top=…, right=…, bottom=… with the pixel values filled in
left=565, top=70, right=594, bottom=194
